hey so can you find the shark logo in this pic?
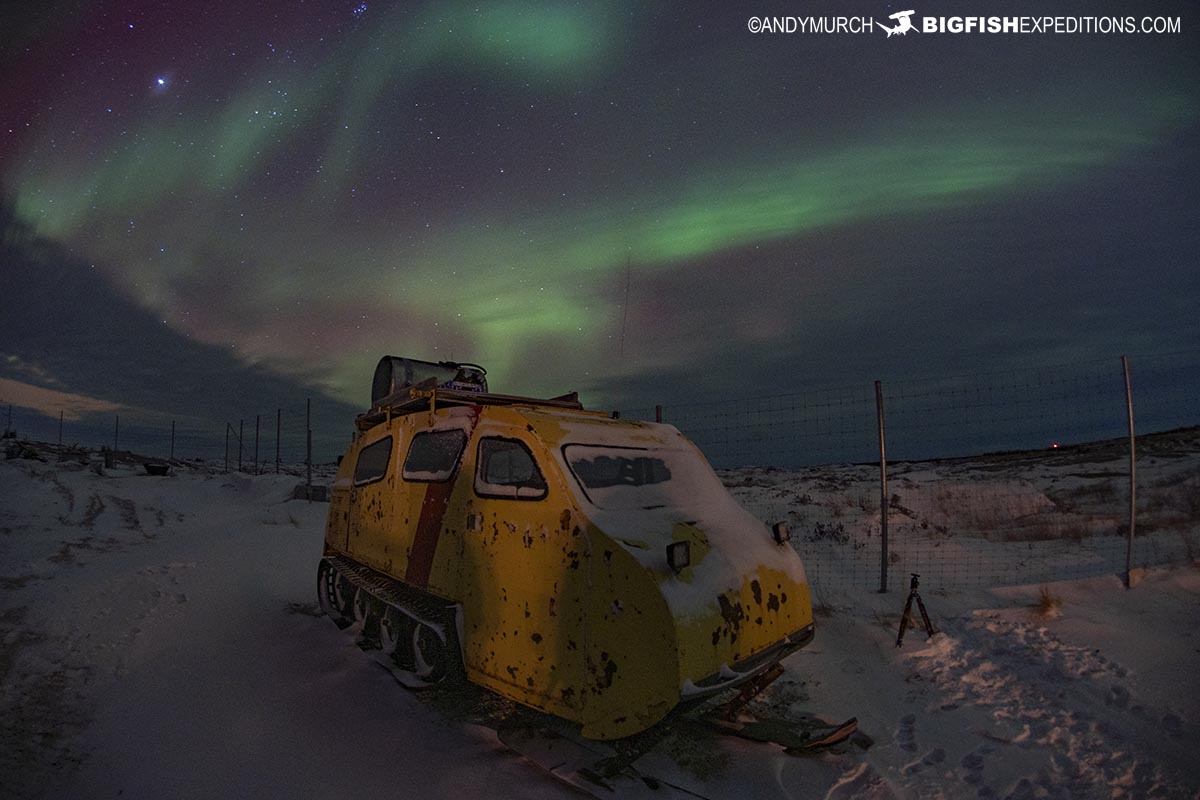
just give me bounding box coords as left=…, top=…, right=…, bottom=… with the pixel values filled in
left=879, top=9, right=918, bottom=37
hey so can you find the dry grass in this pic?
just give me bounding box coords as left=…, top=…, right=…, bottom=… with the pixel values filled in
left=1046, top=480, right=1119, bottom=514
left=1030, top=586, right=1064, bottom=619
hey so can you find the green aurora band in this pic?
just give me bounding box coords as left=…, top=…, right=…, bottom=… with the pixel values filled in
left=9, top=2, right=1196, bottom=401
left=346, top=89, right=1196, bottom=391
left=15, top=1, right=619, bottom=235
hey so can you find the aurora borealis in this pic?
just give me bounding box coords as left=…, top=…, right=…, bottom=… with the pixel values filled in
left=2, top=1, right=1198, bottom=449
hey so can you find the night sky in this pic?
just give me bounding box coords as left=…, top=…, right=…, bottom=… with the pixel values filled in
left=2, top=1, right=1198, bottom=452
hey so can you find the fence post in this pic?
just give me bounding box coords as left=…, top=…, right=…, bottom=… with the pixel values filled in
left=306, top=398, right=312, bottom=501
left=238, top=419, right=244, bottom=472
left=276, top=408, right=281, bottom=474
left=655, top=405, right=663, bottom=423
left=58, top=410, right=63, bottom=445
left=114, top=414, right=119, bottom=451
left=225, top=424, right=230, bottom=472
left=1122, top=355, right=1137, bottom=589
left=170, top=420, right=175, bottom=461
left=875, top=380, right=889, bottom=593
left=254, top=414, right=260, bottom=475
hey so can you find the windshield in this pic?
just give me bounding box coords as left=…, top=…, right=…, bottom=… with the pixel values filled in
left=563, top=444, right=718, bottom=510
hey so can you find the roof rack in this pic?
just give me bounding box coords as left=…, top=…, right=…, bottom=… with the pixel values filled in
left=356, top=386, right=588, bottom=431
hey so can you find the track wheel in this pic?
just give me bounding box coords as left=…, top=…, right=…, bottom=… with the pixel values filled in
left=317, top=561, right=353, bottom=628
left=353, top=587, right=381, bottom=645
left=379, top=606, right=417, bottom=670
left=413, top=623, right=451, bottom=683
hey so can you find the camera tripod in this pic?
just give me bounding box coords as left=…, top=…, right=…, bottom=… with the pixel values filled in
left=895, top=573, right=936, bottom=647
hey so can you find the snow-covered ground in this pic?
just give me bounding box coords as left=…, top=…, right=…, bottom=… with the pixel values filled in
left=724, top=428, right=1200, bottom=594
left=1, top=442, right=1197, bottom=799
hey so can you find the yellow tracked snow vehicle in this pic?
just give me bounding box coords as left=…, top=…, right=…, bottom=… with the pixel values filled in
left=319, top=357, right=815, bottom=740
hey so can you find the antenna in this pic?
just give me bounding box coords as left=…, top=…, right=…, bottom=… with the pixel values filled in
left=619, top=255, right=631, bottom=358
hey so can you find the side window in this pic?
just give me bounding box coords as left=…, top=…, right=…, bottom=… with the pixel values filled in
left=403, top=429, right=467, bottom=482
left=475, top=437, right=547, bottom=500
left=353, top=436, right=392, bottom=485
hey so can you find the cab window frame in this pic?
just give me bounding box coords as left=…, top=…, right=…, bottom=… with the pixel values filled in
left=474, top=436, right=548, bottom=501
left=352, top=434, right=393, bottom=487
left=401, top=428, right=468, bottom=483
left=560, top=443, right=675, bottom=507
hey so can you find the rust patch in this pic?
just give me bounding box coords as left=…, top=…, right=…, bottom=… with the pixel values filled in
left=717, top=593, right=745, bottom=626
left=750, top=579, right=762, bottom=605
left=559, top=509, right=571, bottom=532
left=713, top=593, right=746, bottom=647
left=767, top=593, right=780, bottom=612
left=601, top=659, right=618, bottom=689
left=531, top=632, right=543, bottom=644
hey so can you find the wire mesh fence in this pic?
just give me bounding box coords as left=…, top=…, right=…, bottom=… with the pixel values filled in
left=627, top=350, right=1200, bottom=595
left=0, top=397, right=354, bottom=473
left=623, top=382, right=878, bottom=469
left=3, top=349, right=1197, bottom=593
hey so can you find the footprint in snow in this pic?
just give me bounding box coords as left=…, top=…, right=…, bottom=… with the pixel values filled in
left=960, top=749, right=985, bottom=774
left=901, top=747, right=946, bottom=775
left=897, top=714, right=918, bottom=753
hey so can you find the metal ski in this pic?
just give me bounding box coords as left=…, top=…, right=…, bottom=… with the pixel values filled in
left=706, top=713, right=859, bottom=754
left=701, top=661, right=858, bottom=754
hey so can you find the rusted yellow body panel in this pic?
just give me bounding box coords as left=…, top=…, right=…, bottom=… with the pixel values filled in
left=325, top=401, right=813, bottom=739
